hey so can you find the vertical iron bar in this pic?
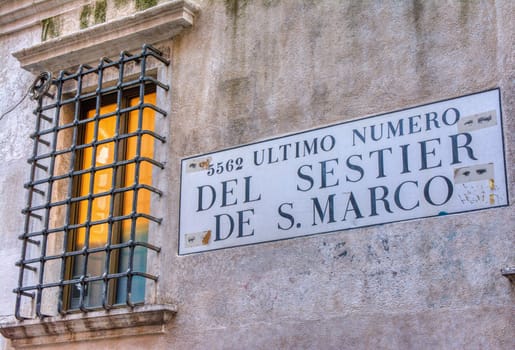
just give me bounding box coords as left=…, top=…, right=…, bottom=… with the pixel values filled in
left=82, top=62, right=103, bottom=310
left=115, top=51, right=128, bottom=307
left=15, top=95, right=46, bottom=320
left=94, top=59, right=116, bottom=310
left=126, top=47, right=149, bottom=307
left=35, top=77, right=62, bottom=318
left=74, top=65, right=91, bottom=312
left=57, top=71, right=79, bottom=314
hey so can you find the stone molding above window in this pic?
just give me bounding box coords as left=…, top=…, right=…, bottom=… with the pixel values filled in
left=0, top=0, right=85, bottom=37
left=11, top=0, right=200, bottom=73
left=0, top=304, right=177, bottom=347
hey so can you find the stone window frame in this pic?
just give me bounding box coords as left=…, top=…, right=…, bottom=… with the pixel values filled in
left=0, top=0, right=199, bottom=347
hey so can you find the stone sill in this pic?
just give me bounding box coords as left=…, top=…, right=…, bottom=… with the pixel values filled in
left=0, top=304, right=177, bottom=347
left=12, top=0, right=200, bottom=73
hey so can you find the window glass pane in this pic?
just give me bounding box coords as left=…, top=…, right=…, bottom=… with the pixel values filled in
left=71, top=103, right=116, bottom=308
left=76, top=104, right=116, bottom=249
left=122, top=92, right=156, bottom=231
left=117, top=92, right=155, bottom=304
left=70, top=92, right=156, bottom=309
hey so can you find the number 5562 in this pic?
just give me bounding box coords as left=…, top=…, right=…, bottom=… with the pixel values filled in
left=207, top=157, right=244, bottom=176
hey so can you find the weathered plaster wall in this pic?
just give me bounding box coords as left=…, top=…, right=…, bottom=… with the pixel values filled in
left=0, top=25, right=41, bottom=350
left=0, top=0, right=513, bottom=349
left=162, top=1, right=514, bottom=347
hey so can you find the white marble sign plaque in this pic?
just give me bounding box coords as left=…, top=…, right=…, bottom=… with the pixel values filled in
left=179, top=89, right=507, bottom=255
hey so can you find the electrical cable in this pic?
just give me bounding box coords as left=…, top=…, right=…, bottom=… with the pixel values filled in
left=0, top=71, right=52, bottom=121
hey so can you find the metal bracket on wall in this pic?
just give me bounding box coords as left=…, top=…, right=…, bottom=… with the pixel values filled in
left=501, top=267, right=515, bottom=283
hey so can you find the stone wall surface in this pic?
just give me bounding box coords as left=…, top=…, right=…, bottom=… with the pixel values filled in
left=0, top=0, right=513, bottom=349
left=0, top=22, right=42, bottom=350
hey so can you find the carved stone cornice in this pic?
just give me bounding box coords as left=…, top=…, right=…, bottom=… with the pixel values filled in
left=11, top=0, right=200, bottom=73
left=0, top=0, right=88, bottom=36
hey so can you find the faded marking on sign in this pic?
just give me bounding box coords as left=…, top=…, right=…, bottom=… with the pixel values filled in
left=186, top=157, right=211, bottom=173
left=458, top=110, right=497, bottom=133
left=185, top=230, right=212, bottom=248
left=454, top=163, right=494, bottom=184
left=202, top=230, right=211, bottom=245
left=456, top=182, right=502, bottom=206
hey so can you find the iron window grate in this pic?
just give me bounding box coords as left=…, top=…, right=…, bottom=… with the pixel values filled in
left=15, top=44, right=169, bottom=320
